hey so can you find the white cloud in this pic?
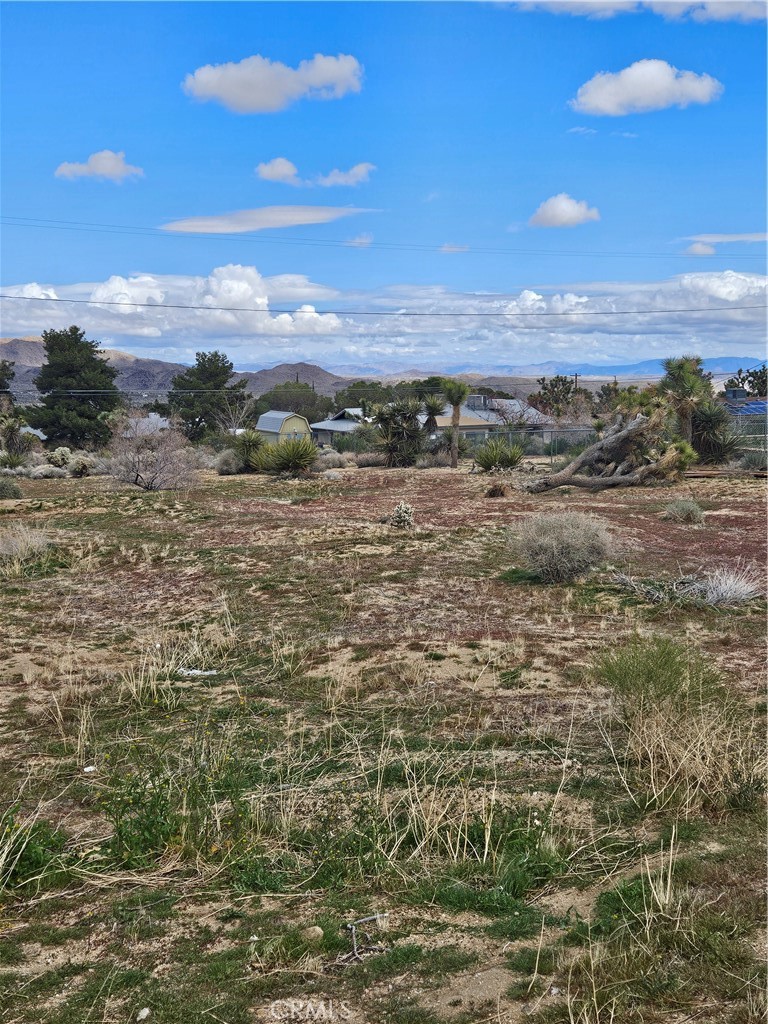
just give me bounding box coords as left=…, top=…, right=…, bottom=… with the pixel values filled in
left=160, top=205, right=371, bottom=234
left=567, top=126, right=598, bottom=135
left=256, top=157, right=301, bottom=186
left=54, top=150, right=144, bottom=182
left=516, top=2, right=765, bottom=21
left=440, top=243, right=470, bottom=253
left=571, top=59, right=723, bottom=116
left=686, top=242, right=716, bottom=255
left=182, top=52, right=362, bottom=113
left=529, top=193, right=601, bottom=227
left=344, top=234, right=374, bottom=247
left=1, top=267, right=765, bottom=368
left=316, top=162, right=376, bottom=187
left=688, top=232, right=767, bottom=244
left=255, top=158, right=376, bottom=187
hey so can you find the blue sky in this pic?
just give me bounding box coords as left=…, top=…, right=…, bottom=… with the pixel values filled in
left=1, top=1, right=766, bottom=371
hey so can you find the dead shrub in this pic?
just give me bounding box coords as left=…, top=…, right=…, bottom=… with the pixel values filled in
left=485, top=481, right=508, bottom=497
left=517, top=511, right=612, bottom=583
left=108, top=413, right=199, bottom=491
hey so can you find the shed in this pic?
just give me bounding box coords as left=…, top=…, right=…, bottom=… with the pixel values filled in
left=255, top=410, right=312, bottom=444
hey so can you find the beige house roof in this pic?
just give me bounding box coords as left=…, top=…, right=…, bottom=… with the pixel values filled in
left=433, top=413, right=493, bottom=429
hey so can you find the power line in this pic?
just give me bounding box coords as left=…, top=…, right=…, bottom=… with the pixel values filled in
left=1, top=293, right=765, bottom=318
left=2, top=215, right=766, bottom=262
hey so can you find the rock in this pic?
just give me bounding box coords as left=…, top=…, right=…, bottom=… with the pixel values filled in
left=300, top=926, right=324, bottom=944
left=136, top=1010, right=151, bottom=1022
left=323, top=471, right=341, bottom=480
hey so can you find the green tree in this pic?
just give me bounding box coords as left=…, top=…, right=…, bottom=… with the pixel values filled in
left=168, top=351, right=247, bottom=442
left=334, top=380, right=397, bottom=410
left=658, top=355, right=712, bottom=444
left=723, top=364, right=767, bottom=397
left=0, top=360, right=15, bottom=410
left=440, top=379, right=471, bottom=468
left=26, top=326, right=120, bottom=449
left=258, top=381, right=333, bottom=423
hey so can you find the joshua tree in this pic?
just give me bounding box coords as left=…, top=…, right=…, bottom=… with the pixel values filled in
left=440, top=379, right=471, bottom=468
left=423, top=393, right=446, bottom=435
left=659, top=355, right=711, bottom=444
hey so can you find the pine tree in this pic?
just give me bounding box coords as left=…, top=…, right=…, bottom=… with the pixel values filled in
left=27, top=326, right=120, bottom=448
left=167, top=351, right=247, bottom=441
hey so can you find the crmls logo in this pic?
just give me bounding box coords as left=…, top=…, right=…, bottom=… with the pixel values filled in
left=268, top=999, right=353, bottom=1020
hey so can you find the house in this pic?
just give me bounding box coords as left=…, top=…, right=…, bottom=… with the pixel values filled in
left=255, top=410, right=312, bottom=444
left=310, top=408, right=369, bottom=445
left=421, top=395, right=556, bottom=440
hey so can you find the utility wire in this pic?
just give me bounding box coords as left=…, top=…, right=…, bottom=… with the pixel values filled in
left=2, top=215, right=766, bottom=262
left=1, top=293, right=765, bottom=318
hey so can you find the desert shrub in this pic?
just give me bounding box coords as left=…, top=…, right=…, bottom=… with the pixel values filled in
left=67, top=453, right=93, bottom=477
left=663, top=499, right=704, bottom=524
left=355, top=451, right=387, bottom=468
left=46, top=447, right=72, bottom=468
left=215, top=448, right=244, bottom=475
left=517, top=511, right=612, bottom=583
left=0, top=524, right=51, bottom=565
left=108, top=413, right=199, bottom=491
left=233, top=429, right=265, bottom=472
left=474, top=438, right=525, bottom=472
left=315, top=450, right=347, bottom=470
left=428, top=428, right=470, bottom=458
left=0, top=804, right=68, bottom=890
left=390, top=501, right=415, bottom=528
left=0, top=479, right=22, bottom=499
left=29, top=465, right=68, bottom=479
left=677, top=562, right=762, bottom=607
left=261, top=437, right=318, bottom=475
left=740, top=449, right=767, bottom=471
left=486, top=481, right=508, bottom=497
left=597, top=638, right=764, bottom=814
left=415, top=452, right=451, bottom=469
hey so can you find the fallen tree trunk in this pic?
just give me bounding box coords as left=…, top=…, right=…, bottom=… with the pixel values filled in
left=524, top=413, right=685, bottom=493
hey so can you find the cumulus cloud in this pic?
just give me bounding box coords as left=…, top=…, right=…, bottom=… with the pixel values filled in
left=160, top=205, right=370, bottom=234
left=256, top=157, right=301, bottom=186
left=256, top=158, right=376, bottom=187
left=529, top=193, right=601, bottom=228
left=571, top=59, right=723, bottom=116
left=516, top=2, right=765, bottom=21
left=686, top=242, right=716, bottom=255
left=567, top=126, right=598, bottom=135
left=2, top=267, right=764, bottom=369
left=182, top=52, right=362, bottom=113
left=316, top=162, right=376, bottom=187
left=54, top=150, right=144, bottom=182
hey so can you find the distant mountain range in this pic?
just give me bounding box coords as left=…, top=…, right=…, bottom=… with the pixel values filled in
left=1, top=337, right=759, bottom=403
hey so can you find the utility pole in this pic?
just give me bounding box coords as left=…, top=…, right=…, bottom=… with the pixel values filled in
left=572, top=372, right=579, bottom=390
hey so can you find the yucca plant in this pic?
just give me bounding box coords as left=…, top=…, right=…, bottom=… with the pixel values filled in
left=261, top=436, right=318, bottom=475
left=233, top=429, right=265, bottom=472
left=474, top=438, right=525, bottom=472
left=692, top=399, right=744, bottom=465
